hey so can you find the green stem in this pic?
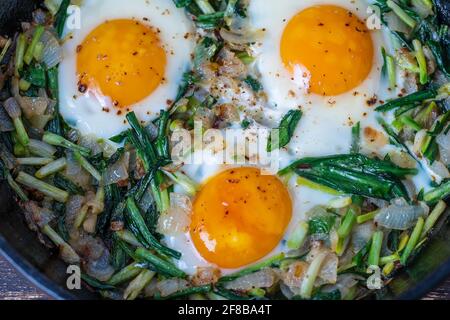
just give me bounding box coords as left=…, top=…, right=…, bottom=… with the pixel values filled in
left=115, top=230, right=142, bottom=247
left=423, top=181, right=450, bottom=205
left=107, top=263, right=143, bottom=286
left=219, top=253, right=285, bottom=282
left=387, top=0, right=417, bottom=28
left=126, top=197, right=181, bottom=259
left=0, top=38, right=12, bottom=63
left=13, top=118, right=29, bottom=146
left=421, top=200, right=447, bottom=238
left=194, top=0, right=215, bottom=14
left=287, top=221, right=309, bottom=250
left=413, top=39, right=428, bottom=85
left=35, top=157, right=67, bottom=179
left=16, top=171, right=68, bottom=202
left=357, top=209, right=380, bottom=224
left=123, top=269, right=155, bottom=300
left=73, top=151, right=101, bottom=181
left=16, top=157, right=53, bottom=166
left=368, top=231, right=384, bottom=267
left=6, top=172, right=28, bottom=201
left=42, top=224, right=80, bottom=263
left=163, top=170, right=199, bottom=197
left=134, top=247, right=186, bottom=278
left=399, top=115, right=422, bottom=131
left=300, top=252, right=327, bottom=299
left=15, top=34, right=26, bottom=74
left=336, top=207, right=357, bottom=255
left=401, top=217, right=425, bottom=265
left=43, top=132, right=91, bottom=157
left=296, top=176, right=342, bottom=195
left=24, top=25, right=44, bottom=65
left=386, top=54, right=396, bottom=88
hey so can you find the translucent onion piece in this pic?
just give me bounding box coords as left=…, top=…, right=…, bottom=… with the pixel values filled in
left=103, top=152, right=129, bottom=185
left=430, top=160, right=450, bottom=179
left=374, top=199, right=429, bottom=230
left=157, top=193, right=192, bottom=235
left=3, top=97, right=22, bottom=118
left=224, top=269, right=278, bottom=291
left=23, top=200, right=55, bottom=228
left=28, top=139, right=57, bottom=158
left=64, top=152, right=91, bottom=190
left=157, top=278, right=189, bottom=297
left=40, top=30, right=63, bottom=69
left=437, top=131, right=450, bottom=166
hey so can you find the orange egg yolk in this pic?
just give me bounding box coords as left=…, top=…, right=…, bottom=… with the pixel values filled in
left=76, top=19, right=166, bottom=108
left=280, top=5, right=374, bottom=96
left=190, top=167, right=292, bottom=269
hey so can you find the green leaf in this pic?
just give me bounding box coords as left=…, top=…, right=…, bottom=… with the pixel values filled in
left=22, top=63, right=46, bottom=87
left=267, top=110, right=302, bottom=152
left=308, top=214, right=336, bottom=235
left=244, top=76, right=263, bottom=92
left=55, top=0, right=70, bottom=38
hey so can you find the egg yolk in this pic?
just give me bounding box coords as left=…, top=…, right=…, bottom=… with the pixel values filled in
left=280, top=5, right=374, bottom=96
left=190, top=167, right=292, bottom=269
left=77, top=19, right=166, bottom=108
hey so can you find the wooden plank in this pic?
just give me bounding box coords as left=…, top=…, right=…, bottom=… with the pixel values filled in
left=0, top=254, right=449, bottom=300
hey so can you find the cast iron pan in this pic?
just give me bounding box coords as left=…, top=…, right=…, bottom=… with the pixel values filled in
left=0, top=0, right=449, bottom=300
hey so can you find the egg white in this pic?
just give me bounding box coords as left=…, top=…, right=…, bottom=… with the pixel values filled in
left=59, top=0, right=194, bottom=138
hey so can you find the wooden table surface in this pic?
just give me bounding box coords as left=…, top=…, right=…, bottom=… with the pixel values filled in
left=1, top=254, right=449, bottom=300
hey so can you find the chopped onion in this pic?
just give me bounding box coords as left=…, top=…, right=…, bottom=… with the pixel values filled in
left=157, top=278, right=189, bottom=297
left=307, top=244, right=338, bottom=285
left=388, top=150, right=417, bottom=169
left=437, top=131, right=450, bottom=166
left=322, top=274, right=363, bottom=300
left=0, top=105, right=14, bottom=132
left=281, top=260, right=309, bottom=293
left=192, top=267, right=221, bottom=286
left=374, top=199, right=429, bottom=230
left=85, top=249, right=115, bottom=282
left=0, top=144, right=17, bottom=169
left=19, top=96, right=48, bottom=119
left=65, top=195, right=85, bottom=233
left=413, top=129, right=427, bottom=155
left=79, top=134, right=103, bottom=155
left=103, top=152, right=129, bottom=185
left=384, top=11, right=411, bottom=34
left=224, top=269, right=278, bottom=291
left=219, top=28, right=264, bottom=45
left=64, top=151, right=91, bottom=190
left=23, top=200, right=55, bottom=228
left=28, top=139, right=57, bottom=158
left=40, top=30, right=62, bottom=69
left=29, top=114, right=53, bottom=130
left=429, top=160, right=450, bottom=179
left=157, top=193, right=192, bottom=235
left=3, top=97, right=22, bottom=118
left=138, top=188, right=155, bottom=214
left=352, top=222, right=375, bottom=252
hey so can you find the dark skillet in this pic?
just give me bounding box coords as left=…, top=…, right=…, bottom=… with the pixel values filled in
left=0, top=0, right=449, bottom=300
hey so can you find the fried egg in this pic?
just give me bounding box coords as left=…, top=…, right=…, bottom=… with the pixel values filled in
left=248, top=0, right=393, bottom=160
left=59, top=0, right=194, bottom=138
left=159, top=0, right=433, bottom=276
